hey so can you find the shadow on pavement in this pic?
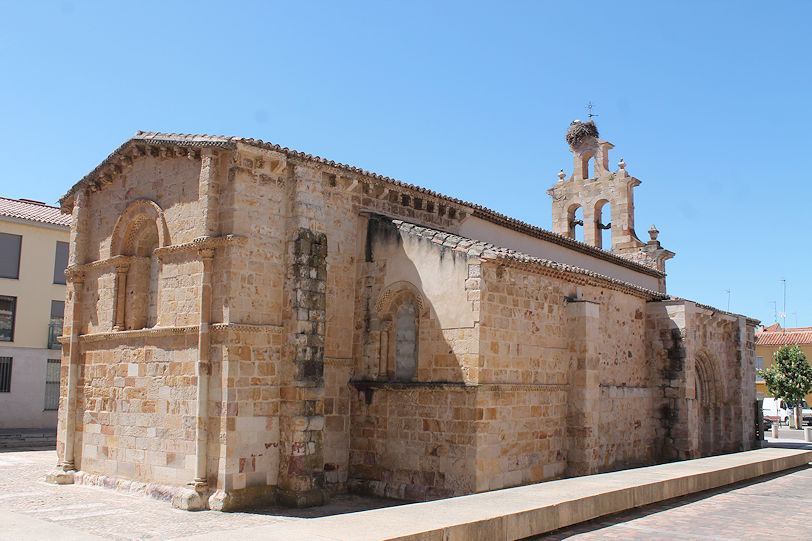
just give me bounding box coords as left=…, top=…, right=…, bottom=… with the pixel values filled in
left=243, top=492, right=410, bottom=518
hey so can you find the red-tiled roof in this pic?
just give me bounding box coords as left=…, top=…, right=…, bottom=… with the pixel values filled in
left=757, top=330, right=812, bottom=346
left=0, top=197, right=71, bottom=228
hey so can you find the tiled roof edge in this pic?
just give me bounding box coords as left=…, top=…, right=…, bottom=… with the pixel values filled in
left=0, top=196, right=72, bottom=227
left=56, top=131, right=663, bottom=278
left=756, top=332, right=812, bottom=346
left=662, top=296, right=759, bottom=325
left=388, top=217, right=667, bottom=301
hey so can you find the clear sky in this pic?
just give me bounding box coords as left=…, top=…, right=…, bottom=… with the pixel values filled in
left=1, top=1, right=809, bottom=327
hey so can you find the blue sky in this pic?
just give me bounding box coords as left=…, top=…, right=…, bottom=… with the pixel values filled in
left=1, top=1, right=809, bottom=326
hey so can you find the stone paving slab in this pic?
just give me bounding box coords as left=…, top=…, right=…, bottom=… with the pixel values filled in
left=0, top=448, right=809, bottom=541
left=536, top=465, right=812, bottom=540
left=173, top=448, right=812, bottom=541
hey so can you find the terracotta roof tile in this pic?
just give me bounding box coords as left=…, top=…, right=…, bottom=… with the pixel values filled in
left=0, top=197, right=71, bottom=228
left=757, top=328, right=812, bottom=346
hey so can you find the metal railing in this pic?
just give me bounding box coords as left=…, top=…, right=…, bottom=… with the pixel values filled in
left=47, top=318, right=63, bottom=349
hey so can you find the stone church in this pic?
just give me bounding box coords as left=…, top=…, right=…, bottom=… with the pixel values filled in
left=47, top=122, right=758, bottom=510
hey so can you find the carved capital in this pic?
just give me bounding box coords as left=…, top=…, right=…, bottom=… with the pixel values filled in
left=65, top=268, right=85, bottom=284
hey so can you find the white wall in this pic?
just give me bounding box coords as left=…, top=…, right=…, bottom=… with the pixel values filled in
left=459, top=216, right=660, bottom=292
left=0, top=345, right=58, bottom=429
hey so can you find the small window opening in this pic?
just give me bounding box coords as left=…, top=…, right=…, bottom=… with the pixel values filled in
left=395, top=303, right=417, bottom=381
left=570, top=206, right=584, bottom=242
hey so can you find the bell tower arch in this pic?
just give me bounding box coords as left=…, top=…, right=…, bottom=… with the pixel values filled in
left=547, top=120, right=674, bottom=274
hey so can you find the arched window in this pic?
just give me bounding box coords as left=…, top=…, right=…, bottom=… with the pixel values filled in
left=374, top=282, right=423, bottom=382
left=395, top=303, right=417, bottom=381
left=594, top=199, right=611, bottom=250
left=110, top=200, right=168, bottom=330
left=567, top=204, right=584, bottom=242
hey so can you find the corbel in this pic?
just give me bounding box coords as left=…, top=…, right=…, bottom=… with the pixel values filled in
left=346, top=178, right=367, bottom=194
left=367, top=182, right=385, bottom=198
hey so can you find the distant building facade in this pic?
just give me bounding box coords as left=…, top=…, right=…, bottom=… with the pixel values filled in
left=47, top=124, right=757, bottom=511
left=0, top=197, right=71, bottom=429
left=756, top=323, right=812, bottom=404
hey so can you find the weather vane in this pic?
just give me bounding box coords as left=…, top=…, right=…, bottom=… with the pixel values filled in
left=587, top=101, right=598, bottom=119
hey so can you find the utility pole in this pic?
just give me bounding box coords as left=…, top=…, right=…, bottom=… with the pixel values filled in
left=780, top=279, right=787, bottom=329
left=724, top=289, right=731, bottom=311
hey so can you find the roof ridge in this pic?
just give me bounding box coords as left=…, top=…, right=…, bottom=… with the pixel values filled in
left=0, top=195, right=60, bottom=209
left=0, top=196, right=72, bottom=227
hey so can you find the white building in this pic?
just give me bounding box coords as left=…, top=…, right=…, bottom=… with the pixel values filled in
left=0, top=196, right=71, bottom=429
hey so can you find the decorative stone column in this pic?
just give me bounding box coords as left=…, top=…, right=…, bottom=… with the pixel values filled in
left=379, top=320, right=392, bottom=379
left=47, top=188, right=88, bottom=485
left=565, top=296, right=601, bottom=476
left=46, top=270, right=84, bottom=484
left=198, top=148, right=219, bottom=237
left=112, top=262, right=129, bottom=330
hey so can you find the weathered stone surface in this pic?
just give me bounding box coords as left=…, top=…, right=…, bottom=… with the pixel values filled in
left=49, top=127, right=757, bottom=510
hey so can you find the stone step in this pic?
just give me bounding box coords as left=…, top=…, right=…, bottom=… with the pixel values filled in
left=0, top=431, right=57, bottom=450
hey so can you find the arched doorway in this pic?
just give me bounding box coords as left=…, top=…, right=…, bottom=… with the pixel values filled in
left=695, top=352, right=722, bottom=456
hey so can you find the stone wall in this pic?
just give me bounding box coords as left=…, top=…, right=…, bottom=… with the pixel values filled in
left=348, top=384, right=477, bottom=500
left=82, top=155, right=203, bottom=263
left=207, top=325, right=282, bottom=508
left=52, top=133, right=758, bottom=511
left=73, top=334, right=198, bottom=485
left=473, top=386, right=568, bottom=492
left=478, top=262, right=662, bottom=480
left=646, top=300, right=757, bottom=460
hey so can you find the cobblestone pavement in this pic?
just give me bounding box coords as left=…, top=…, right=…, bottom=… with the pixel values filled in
left=533, top=465, right=812, bottom=540
left=0, top=450, right=402, bottom=540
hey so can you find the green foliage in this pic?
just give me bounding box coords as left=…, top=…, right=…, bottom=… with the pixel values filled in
left=758, top=345, right=812, bottom=402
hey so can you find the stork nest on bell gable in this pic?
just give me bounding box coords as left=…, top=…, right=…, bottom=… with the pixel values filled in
left=565, top=120, right=599, bottom=148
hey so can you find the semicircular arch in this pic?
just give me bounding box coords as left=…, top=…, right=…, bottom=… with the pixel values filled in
left=111, top=199, right=169, bottom=256
left=695, top=350, right=724, bottom=406
left=374, top=280, right=425, bottom=316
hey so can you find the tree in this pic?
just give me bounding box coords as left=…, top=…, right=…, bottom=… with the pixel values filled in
left=758, top=345, right=812, bottom=428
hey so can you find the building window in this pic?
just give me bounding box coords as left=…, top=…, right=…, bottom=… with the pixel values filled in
left=395, top=303, right=418, bottom=381
left=375, top=283, right=423, bottom=382
left=53, top=241, right=69, bottom=285
left=48, top=300, right=64, bottom=349
left=0, top=233, right=22, bottom=279
left=44, top=359, right=60, bottom=410
left=755, top=356, right=764, bottom=382
left=0, top=296, right=16, bottom=342
left=0, top=357, right=11, bottom=392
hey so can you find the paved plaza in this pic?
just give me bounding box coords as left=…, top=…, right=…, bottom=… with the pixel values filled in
left=0, top=448, right=809, bottom=540
left=0, top=450, right=402, bottom=540
left=535, top=464, right=812, bottom=540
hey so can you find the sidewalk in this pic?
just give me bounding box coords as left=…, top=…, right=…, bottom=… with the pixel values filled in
left=764, top=424, right=812, bottom=450
left=174, top=448, right=812, bottom=541
left=1, top=447, right=809, bottom=541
